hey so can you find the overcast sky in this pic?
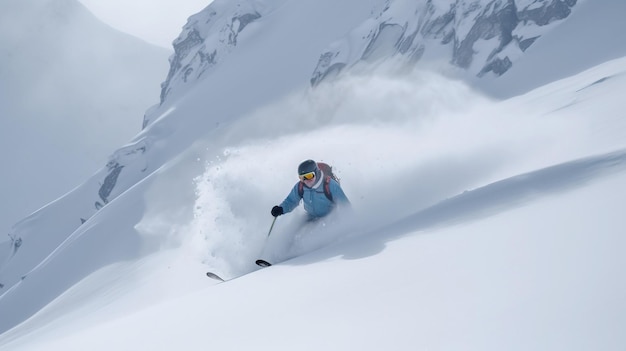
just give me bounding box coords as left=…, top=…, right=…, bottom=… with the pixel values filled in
left=78, top=0, right=212, bottom=49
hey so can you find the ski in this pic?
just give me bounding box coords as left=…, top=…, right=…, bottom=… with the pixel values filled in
left=206, top=260, right=271, bottom=282
left=256, top=259, right=272, bottom=267
left=205, top=272, right=225, bottom=281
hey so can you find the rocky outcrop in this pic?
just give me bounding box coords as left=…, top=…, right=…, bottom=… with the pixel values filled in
left=155, top=0, right=579, bottom=105
left=158, top=0, right=267, bottom=106
left=311, top=0, right=578, bottom=85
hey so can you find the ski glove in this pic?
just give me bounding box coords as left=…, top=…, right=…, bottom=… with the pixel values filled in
left=271, top=206, right=284, bottom=217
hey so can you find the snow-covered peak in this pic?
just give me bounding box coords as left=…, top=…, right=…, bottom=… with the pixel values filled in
left=154, top=0, right=580, bottom=107
left=311, top=0, right=578, bottom=85
left=157, top=0, right=287, bottom=108
left=155, top=0, right=579, bottom=111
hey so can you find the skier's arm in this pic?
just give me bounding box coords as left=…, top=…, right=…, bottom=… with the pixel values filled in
left=279, top=183, right=302, bottom=214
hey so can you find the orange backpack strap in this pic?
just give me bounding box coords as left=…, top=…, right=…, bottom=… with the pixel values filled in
left=323, top=176, right=333, bottom=202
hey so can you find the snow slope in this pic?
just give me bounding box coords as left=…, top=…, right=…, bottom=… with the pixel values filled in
left=0, top=55, right=625, bottom=350
left=0, top=0, right=625, bottom=349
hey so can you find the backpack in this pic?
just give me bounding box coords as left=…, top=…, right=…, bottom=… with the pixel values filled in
left=298, top=162, right=340, bottom=202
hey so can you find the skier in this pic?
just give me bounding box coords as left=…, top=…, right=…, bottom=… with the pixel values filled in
left=271, top=159, right=350, bottom=220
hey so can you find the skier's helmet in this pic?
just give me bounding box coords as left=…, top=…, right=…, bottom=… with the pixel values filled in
left=298, top=159, right=319, bottom=181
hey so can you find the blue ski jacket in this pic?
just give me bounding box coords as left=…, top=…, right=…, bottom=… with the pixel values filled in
left=280, top=177, right=350, bottom=219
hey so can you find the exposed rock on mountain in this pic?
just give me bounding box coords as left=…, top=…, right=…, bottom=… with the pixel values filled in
left=311, top=0, right=577, bottom=85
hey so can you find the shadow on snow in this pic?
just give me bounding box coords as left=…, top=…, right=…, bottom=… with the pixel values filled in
left=291, top=148, right=626, bottom=264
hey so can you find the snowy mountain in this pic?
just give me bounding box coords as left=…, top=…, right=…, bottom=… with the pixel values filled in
left=158, top=0, right=580, bottom=103
left=310, top=0, right=579, bottom=85
left=0, top=0, right=169, bottom=237
left=1, top=0, right=625, bottom=349
left=477, top=0, right=626, bottom=97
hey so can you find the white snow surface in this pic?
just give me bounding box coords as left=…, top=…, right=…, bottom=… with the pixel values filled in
left=0, top=0, right=625, bottom=350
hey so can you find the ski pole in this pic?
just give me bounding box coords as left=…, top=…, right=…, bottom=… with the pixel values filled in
left=255, top=217, right=278, bottom=266
left=266, top=216, right=277, bottom=238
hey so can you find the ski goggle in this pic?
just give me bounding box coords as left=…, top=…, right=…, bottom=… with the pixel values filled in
left=299, top=172, right=316, bottom=181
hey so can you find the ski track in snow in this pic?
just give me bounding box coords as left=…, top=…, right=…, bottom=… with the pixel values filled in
left=301, top=148, right=626, bottom=264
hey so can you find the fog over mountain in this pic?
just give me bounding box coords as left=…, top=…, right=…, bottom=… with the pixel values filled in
left=0, top=0, right=169, bottom=237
